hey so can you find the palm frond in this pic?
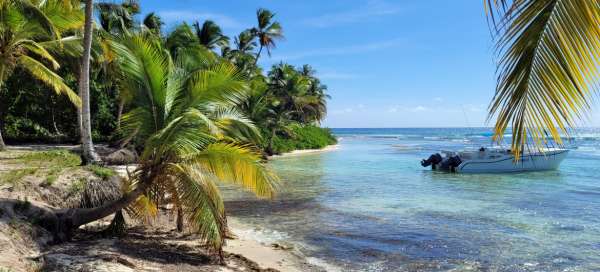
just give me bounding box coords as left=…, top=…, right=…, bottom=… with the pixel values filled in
left=170, top=163, right=226, bottom=251
left=18, top=39, right=60, bottom=69
left=18, top=55, right=81, bottom=107
left=38, top=36, right=83, bottom=58
left=185, top=142, right=279, bottom=198
left=487, top=0, right=600, bottom=157
left=15, top=0, right=60, bottom=40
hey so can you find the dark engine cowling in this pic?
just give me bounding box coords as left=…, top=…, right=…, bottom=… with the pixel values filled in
left=440, top=155, right=462, bottom=172
left=421, top=153, right=443, bottom=168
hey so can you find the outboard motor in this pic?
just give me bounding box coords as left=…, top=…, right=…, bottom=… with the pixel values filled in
left=421, top=153, right=443, bottom=168
left=439, top=155, right=462, bottom=172
left=447, top=155, right=462, bottom=172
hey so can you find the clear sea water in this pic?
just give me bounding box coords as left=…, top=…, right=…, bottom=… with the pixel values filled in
left=223, top=128, right=600, bottom=271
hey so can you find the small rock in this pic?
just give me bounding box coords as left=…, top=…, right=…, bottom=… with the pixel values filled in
left=103, top=149, right=138, bottom=165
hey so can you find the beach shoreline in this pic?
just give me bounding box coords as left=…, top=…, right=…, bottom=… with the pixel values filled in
left=225, top=217, right=323, bottom=272
left=269, top=144, right=339, bottom=159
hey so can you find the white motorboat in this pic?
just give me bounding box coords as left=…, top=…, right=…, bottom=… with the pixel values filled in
left=421, top=147, right=569, bottom=173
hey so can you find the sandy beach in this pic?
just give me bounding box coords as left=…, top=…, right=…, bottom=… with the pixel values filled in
left=269, top=144, right=339, bottom=159
left=225, top=218, right=320, bottom=272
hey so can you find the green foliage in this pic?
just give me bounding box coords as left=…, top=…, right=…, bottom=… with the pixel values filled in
left=271, top=124, right=336, bottom=154
left=0, top=168, right=38, bottom=186
left=113, top=34, right=278, bottom=253
left=68, top=177, right=87, bottom=196
left=86, top=165, right=115, bottom=180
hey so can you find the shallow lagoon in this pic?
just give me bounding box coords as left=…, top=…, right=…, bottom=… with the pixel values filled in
left=224, top=128, right=600, bottom=271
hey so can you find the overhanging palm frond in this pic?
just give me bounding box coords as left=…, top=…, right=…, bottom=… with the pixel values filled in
left=487, top=0, right=600, bottom=157
left=186, top=142, right=279, bottom=198
left=18, top=55, right=81, bottom=107
left=170, top=163, right=226, bottom=251
left=15, top=0, right=61, bottom=40
left=19, top=39, right=60, bottom=69
left=39, top=36, right=84, bottom=58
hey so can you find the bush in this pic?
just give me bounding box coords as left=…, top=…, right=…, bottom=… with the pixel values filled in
left=271, top=124, right=337, bottom=154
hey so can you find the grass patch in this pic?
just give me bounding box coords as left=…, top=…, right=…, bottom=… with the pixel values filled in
left=0, top=168, right=38, bottom=186
left=86, top=165, right=116, bottom=180
left=41, top=167, right=62, bottom=187
left=67, top=177, right=87, bottom=196
left=16, top=149, right=80, bottom=167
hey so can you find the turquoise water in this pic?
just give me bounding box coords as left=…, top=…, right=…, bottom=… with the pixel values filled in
left=224, top=128, right=600, bottom=271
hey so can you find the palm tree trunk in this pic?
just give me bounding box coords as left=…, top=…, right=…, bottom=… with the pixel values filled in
left=79, top=0, right=100, bottom=165
left=266, top=127, right=275, bottom=155
left=176, top=207, right=183, bottom=232
left=51, top=175, right=153, bottom=241
left=253, top=44, right=263, bottom=66
left=0, top=127, right=6, bottom=151
left=116, top=99, right=124, bottom=131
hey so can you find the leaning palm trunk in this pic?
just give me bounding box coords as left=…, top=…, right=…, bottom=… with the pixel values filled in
left=79, top=0, right=100, bottom=164
left=49, top=168, right=155, bottom=241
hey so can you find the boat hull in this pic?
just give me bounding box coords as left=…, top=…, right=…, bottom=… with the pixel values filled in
left=456, top=150, right=569, bottom=173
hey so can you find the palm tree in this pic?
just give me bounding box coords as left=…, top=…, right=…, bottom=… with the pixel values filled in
left=485, top=0, right=600, bottom=157
left=225, top=30, right=259, bottom=76
left=96, top=2, right=135, bottom=34
left=193, top=20, right=229, bottom=50
left=165, top=22, right=199, bottom=57
left=0, top=0, right=82, bottom=151
left=251, top=8, right=283, bottom=65
left=79, top=0, right=101, bottom=164
left=234, top=30, right=257, bottom=54
left=49, top=34, right=278, bottom=259
left=142, top=12, right=163, bottom=36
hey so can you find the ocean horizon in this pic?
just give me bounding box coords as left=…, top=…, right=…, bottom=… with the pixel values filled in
left=224, top=127, right=600, bottom=271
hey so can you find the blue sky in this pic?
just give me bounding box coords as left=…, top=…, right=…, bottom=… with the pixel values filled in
left=140, top=0, right=600, bottom=128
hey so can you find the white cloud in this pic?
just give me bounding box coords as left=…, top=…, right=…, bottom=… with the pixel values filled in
left=302, top=0, right=402, bottom=27
left=269, top=38, right=404, bottom=61
left=158, top=10, right=242, bottom=29
left=412, top=106, right=429, bottom=112
left=433, top=97, right=444, bottom=102
left=387, top=105, right=430, bottom=113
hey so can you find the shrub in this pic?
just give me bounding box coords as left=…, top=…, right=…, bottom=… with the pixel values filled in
left=271, top=124, right=337, bottom=154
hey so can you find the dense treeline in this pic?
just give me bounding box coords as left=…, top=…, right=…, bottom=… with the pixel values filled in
left=0, top=0, right=335, bottom=155
left=0, top=0, right=335, bottom=259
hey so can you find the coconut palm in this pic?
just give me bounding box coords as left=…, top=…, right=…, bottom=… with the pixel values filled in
left=224, top=30, right=259, bottom=76
left=79, top=0, right=101, bottom=164
left=142, top=12, right=163, bottom=36
left=50, top=34, right=278, bottom=259
left=193, top=20, right=229, bottom=51
left=485, top=0, right=600, bottom=157
left=251, top=8, right=283, bottom=65
left=234, top=30, right=257, bottom=54
left=96, top=1, right=135, bottom=35
left=165, top=22, right=199, bottom=58
left=0, top=0, right=82, bottom=151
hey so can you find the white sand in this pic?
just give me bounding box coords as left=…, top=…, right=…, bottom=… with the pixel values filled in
left=269, top=144, right=339, bottom=158
left=225, top=218, right=312, bottom=272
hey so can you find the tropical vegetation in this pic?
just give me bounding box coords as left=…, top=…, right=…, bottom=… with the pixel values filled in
left=0, top=0, right=334, bottom=259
